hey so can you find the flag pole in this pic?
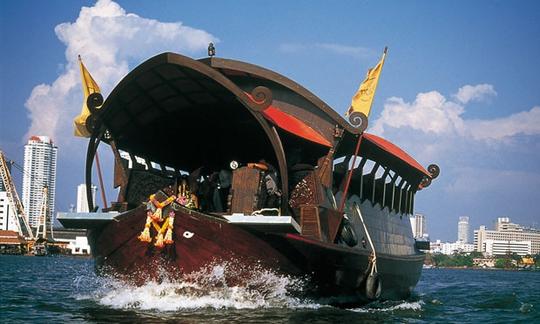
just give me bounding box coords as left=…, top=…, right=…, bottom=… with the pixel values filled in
left=94, top=149, right=108, bottom=210
left=338, top=47, right=387, bottom=213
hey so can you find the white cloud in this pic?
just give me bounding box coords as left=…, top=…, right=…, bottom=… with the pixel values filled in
left=466, top=106, right=540, bottom=140
left=371, top=91, right=465, bottom=136
left=454, top=83, right=496, bottom=104
left=280, top=42, right=375, bottom=59
left=24, top=0, right=217, bottom=146
left=370, top=84, right=540, bottom=142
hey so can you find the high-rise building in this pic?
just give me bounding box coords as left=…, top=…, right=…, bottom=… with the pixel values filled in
left=21, top=136, right=58, bottom=228
left=76, top=184, right=97, bottom=213
left=410, top=213, right=427, bottom=239
left=0, top=192, right=19, bottom=231
left=474, top=218, right=540, bottom=255
left=458, top=216, right=469, bottom=243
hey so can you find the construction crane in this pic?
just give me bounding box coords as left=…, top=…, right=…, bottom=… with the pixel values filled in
left=0, top=151, right=35, bottom=239
left=35, top=185, right=53, bottom=240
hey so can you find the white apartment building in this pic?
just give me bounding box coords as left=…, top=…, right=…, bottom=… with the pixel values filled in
left=430, top=240, right=475, bottom=255
left=483, top=239, right=531, bottom=256
left=76, top=184, right=97, bottom=213
left=66, top=236, right=91, bottom=255
left=0, top=192, right=19, bottom=231
left=474, top=217, right=540, bottom=255
left=458, top=216, right=469, bottom=243
left=21, top=136, right=58, bottom=228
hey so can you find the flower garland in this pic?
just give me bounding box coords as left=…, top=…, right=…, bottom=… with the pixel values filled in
left=138, top=193, right=176, bottom=248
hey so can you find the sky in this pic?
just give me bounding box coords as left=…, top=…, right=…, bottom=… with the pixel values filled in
left=0, top=0, right=539, bottom=241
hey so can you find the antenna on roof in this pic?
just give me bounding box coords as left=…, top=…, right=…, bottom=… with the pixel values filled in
left=208, top=43, right=216, bottom=57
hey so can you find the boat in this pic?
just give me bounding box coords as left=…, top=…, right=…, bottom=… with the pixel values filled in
left=59, top=51, right=439, bottom=304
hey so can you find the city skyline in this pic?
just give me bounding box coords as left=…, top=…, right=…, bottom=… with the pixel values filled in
left=1, top=1, right=539, bottom=241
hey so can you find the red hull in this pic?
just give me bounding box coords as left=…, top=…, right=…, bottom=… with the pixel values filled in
left=88, top=205, right=423, bottom=303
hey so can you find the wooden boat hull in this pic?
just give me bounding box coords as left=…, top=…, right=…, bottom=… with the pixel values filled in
left=88, top=204, right=423, bottom=304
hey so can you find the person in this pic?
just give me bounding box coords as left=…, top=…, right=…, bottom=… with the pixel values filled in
left=257, top=160, right=281, bottom=209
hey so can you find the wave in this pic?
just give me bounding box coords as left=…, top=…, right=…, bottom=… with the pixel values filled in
left=72, top=261, right=323, bottom=311
left=349, top=300, right=425, bottom=313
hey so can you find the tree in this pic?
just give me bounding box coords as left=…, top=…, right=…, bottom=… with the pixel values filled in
left=494, top=258, right=506, bottom=269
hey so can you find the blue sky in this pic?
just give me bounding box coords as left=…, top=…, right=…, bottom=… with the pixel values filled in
left=1, top=0, right=539, bottom=241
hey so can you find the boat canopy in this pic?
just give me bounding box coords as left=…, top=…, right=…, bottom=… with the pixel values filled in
left=94, top=52, right=429, bottom=187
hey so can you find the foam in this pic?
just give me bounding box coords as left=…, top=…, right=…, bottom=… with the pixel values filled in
left=73, top=261, right=323, bottom=311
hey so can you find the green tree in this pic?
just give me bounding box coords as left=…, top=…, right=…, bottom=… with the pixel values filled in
left=494, top=258, right=506, bottom=268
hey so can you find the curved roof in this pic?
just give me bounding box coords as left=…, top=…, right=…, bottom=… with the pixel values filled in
left=95, top=52, right=430, bottom=183
left=362, top=133, right=430, bottom=177
left=200, top=57, right=359, bottom=135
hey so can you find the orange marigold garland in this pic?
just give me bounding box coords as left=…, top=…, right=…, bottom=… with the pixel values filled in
left=138, top=193, right=177, bottom=247
left=164, top=211, right=175, bottom=244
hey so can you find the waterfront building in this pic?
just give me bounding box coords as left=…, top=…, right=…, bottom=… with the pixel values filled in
left=21, top=136, right=58, bottom=228
left=473, top=258, right=495, bottom=268
left=52, top=228, right=91, bottom=255
left=76, top=184, right=97, bottom=213
left=474, top=217, right=540, bottom=255
left=430, top=239, right=475, bottom=255
left=67, top=236, right=91, bottom=255
left=483, top=239, right=531, bottom=256
left=0, top=192, right=19, bottom=231
left=0, top=230, right=26, bottom=254
left=458, top=216, right=469, bottom=243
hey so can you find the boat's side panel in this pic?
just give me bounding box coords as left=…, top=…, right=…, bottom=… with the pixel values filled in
left=280, top=233, right=423, bottom=300
left=343, top=196, right=417, bottom=256
left=89, top=204, right=422, bottom=301
left=89, top=206, right=301, bottom=282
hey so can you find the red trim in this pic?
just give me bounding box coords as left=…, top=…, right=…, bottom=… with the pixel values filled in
left=262, top=105, right=332, bottom=147
left=362, top=133, right=430, bottom=177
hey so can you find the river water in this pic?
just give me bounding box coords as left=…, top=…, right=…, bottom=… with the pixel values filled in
left=1, top=255, right=538, bottom=323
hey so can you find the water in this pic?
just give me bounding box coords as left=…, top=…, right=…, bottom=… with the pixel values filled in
left=1, top=255, right=539, bottom=323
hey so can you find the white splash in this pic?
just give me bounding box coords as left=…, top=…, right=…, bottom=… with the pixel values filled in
left=74, top=262, right=322, bottom=311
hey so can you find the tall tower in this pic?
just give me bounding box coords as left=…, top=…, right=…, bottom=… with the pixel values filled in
left=411, top=213, right=427, bottom=238
left=21, top=136, right=58, bottom=228
left=76, top=183, right=96, bottom=213
left=458, top=216, right=469, bottom=243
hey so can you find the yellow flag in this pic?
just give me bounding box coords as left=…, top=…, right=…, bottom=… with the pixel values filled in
left=346, top=48, right=387, bottom=119
left=73, top=56, right=101, bottom=137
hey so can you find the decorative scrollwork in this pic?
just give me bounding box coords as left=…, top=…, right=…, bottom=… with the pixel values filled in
left=427, top=164, right=440, bottom=179
left=419, top=176, right=432, bottom=189
left=85, top=114, right=101, bottom=135
left=248, top=86, right=273, bottom=111
left=87, top=92, right=104, bottom=114
left=348, top=111, right=369, bottom=132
